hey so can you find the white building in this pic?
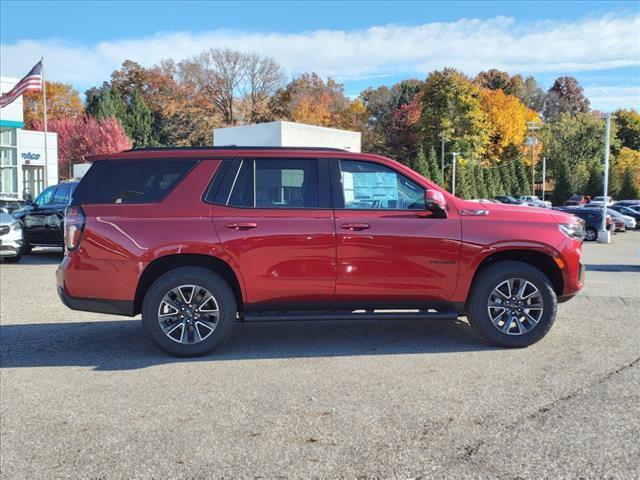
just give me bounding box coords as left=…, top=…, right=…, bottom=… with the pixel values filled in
left=0, top=76, right=58, bottom=200
left=213, top=120, right=361, bottom=152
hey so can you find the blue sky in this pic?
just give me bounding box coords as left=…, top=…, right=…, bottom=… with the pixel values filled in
left=1, top=1, right=639, bottom=110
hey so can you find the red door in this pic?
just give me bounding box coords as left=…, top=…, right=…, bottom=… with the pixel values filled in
left=332, top=159, right=461, bottom=304
left=212, top=157, right=336, bottom=307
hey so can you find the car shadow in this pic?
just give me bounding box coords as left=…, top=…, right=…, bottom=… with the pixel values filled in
left=585, top=264, right=640, bottom=273
left=17, top=248, right=64, bottom=266
left=0, top=317, right=495, bottom=371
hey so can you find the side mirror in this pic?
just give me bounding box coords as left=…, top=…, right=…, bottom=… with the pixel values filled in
left=425, top=189, right=447, bottom=210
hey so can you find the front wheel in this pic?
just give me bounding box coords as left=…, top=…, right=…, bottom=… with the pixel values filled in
left=142, top=267, right=237, bottom=357
left=2, top=254, right=22, bottom=263
left=584, top=227, right=597, bottom=241
left=466, top=261, right=557, bottom=348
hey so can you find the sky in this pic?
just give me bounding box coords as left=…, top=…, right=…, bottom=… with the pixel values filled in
left=1, top=0, right=639, bottom=111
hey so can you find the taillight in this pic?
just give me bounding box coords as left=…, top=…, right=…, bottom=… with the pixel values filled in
left=64, top=206, right=86, bottom=251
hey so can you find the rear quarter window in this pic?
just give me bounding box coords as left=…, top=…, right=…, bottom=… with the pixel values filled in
left=78, top=159, right=197, bottom=204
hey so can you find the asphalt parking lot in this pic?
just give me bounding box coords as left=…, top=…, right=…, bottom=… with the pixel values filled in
left=1, top=233, right=639, bottom=479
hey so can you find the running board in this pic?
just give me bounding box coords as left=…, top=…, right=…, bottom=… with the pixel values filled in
left=242, top=309, right=459, bottom=322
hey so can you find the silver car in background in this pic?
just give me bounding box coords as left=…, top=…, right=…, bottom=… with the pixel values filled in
left=0, top=212, right=24, bottom=263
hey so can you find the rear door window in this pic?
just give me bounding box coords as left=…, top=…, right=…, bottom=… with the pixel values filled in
left=53, top=185, right=72, bottom=205
left=81, top=159, right=197, bottom=204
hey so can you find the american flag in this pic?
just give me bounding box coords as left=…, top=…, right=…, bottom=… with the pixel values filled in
left=0, top=61, right=43, bottom=108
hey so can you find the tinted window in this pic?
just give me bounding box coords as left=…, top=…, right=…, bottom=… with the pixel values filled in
left=53, top=186, right=72, bottom=204
left=339, top=160, right=425, bottom=210
left=82, top=159, right=197, bottom=204
left=225, top=158, right=319, bottom=209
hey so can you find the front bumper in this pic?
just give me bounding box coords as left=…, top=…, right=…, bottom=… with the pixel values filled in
left=0, top=236, right=23, bottom=257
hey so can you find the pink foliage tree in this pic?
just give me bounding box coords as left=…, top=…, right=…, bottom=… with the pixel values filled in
left=31, top=115, right=131, bottom=179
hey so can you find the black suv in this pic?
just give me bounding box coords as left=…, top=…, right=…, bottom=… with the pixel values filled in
left=553, top=207, right=612, bottom=241
left=13, top=182, right=78, bottom=252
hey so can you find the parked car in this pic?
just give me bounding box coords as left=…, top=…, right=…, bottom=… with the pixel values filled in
left=564, top=195, right=589, bottom=206
left=0, top=196, right=26, bottom=214
left=13, top=181, right=79, bottom=253
left=613, top=199, right=640, bottom=207
left=495, top=195, right=524, bottom=205
left=519, top=195, right=552, bottom=208
left=57, top=146, right=586, bottom=356
left=0, top=212, right=24, bottom=263
left=554, top=207, right=612, bottom=241
left=607, top=208, right=636, bottom=230
left=589, top=196, right=614, bottom=206
left=609, top=204, right=640, bottom=227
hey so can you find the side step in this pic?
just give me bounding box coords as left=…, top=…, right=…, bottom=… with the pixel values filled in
left=242, top=309, right=459, bottom=322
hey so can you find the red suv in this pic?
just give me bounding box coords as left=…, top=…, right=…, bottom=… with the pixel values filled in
left=57, top=147, right=585, bottom=356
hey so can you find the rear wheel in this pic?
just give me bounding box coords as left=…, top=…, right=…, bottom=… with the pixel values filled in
left=584, top=227, right=597, bottom=241
left=142, top=267, right=236, bottom=357
left=21, top=242, right=32, bottom=255
left=466, top=261, right=557, bottom=348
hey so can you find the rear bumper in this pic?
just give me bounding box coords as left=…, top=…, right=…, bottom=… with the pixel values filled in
left=56, top=261, right=135, bottom=316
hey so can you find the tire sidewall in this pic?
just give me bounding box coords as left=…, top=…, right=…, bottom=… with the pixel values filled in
left=467, top=262, right=557, bottom=348
left=585, top=227, right=597, bottom=241
left=142, top=267, right=236, bottom=357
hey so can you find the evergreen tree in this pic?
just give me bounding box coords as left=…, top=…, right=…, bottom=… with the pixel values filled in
left=455, top=161, right=473, bottom=199
left=427, top=146, right=441, bottom=184
left=552, top=160, right=575, bottom=204
left=411, top=146, right=431, bottom=179
left=490, top=167, right=503, bottom=196
left=499, top=162, right=513, bottom=195
left=514, top=159, right=530, bottom=196
left=124, top=90, right=155, bottom=147
left=618, top=168, right=639, bottom=199
left=584, top=162, right=602, bottom=198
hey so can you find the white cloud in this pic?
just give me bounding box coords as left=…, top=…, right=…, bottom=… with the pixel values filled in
left=584, top=86, right=640, bottom=112
left=1, top=14, right=638, bottom=108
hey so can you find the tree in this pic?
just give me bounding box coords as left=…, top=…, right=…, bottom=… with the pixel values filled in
left=411, top=146, right=431, bottom=179
left=510, top=75, right=546, bottom=112
left=23, top=82, right=83, bottom=128
left=240, top=53, right=286, bottom=123
left=480, top=88, right=539, bottom=162
left=614, top=147, right=640, bottom=191
left=513, top=157, right=530, bottom=196
left=420, top=68, right=491, bottom=163
left=618, top=168, right=640, bottom=199
left=474, top=69, right=512, bottom=93
left=541, top=112, right=619, bottom=195
left=543, top=77, right=590, bottom=120
left=31, top=116, right=131, bottom=179
left=552, top=159, right=575, bottom=204
left=426, top=146, right=441, bottom=184
left=584, top=162, right=603, bottom=198
left=614, top=109, right=640, bottom=151
left=123, top=90, right=154, bottom=147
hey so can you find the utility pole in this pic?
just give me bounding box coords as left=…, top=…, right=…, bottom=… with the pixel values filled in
left=440, top=132, right=445, bottom=185
left=527, top=121, right=540, bottom=196
left=598, top=113, right=612, bottom=243
left=541, top=157, right=546, bottom=202
left=451, top=152, right=459, bottom=196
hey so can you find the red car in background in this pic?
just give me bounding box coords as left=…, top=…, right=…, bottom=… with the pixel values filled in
left=57, top=147, right=585, bottom=356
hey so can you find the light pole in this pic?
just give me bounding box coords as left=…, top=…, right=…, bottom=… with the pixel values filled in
left=439, top=132, right=445, bottom=185
left=598, top=113, right=612, bottom=243
left=527, top=121, right=540, bottom=196
left=541, top=157, right=546, bottom=202
left=451, top=152, right=459, bottom=196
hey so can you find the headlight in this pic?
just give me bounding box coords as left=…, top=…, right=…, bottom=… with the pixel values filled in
left=9, top=221, right=21, bottom=231
left=559, top=223, right=584, bottom=240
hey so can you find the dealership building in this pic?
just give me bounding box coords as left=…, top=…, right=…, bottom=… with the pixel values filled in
left=0, top=76, right=58, bottom=200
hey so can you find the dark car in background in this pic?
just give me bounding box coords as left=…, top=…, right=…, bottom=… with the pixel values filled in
left=610, top=204, right=640, bottom=227
left=12, top=182, right=79, bottom=253
left=495, top=195, right=524, bottom=205
left=553, top=207, right=612, bottom=241
left=564, top=195, right=590, bottom=206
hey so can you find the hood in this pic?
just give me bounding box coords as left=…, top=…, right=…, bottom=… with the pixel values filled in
left=0, top=212, right=17, bottom=226
left=456, top=199, right=574, bottom=224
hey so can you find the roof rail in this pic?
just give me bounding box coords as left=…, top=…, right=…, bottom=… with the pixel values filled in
left=123, top=146, right=348, bottom=152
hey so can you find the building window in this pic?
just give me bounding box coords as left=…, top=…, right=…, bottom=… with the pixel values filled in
left=0, top=127, right=18, bottom=196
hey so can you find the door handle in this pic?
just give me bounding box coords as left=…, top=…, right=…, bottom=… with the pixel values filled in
left=226, top=222, right=258, bottom=230
left=341, top=222, right=370, bottom=231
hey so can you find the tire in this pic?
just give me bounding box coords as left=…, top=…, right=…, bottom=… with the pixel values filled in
left=21, top=243, right=32, bottom=255
left=141, top=267, right=237, bottom=357
left=466, top=261, right=557, bottom=348
left=2, top=254, right=22, bottom=263
left=585, top=227, right=597, bottom=241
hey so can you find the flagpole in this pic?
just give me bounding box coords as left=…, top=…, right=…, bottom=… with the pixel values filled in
left=41, top=57, right=49, bottom=188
